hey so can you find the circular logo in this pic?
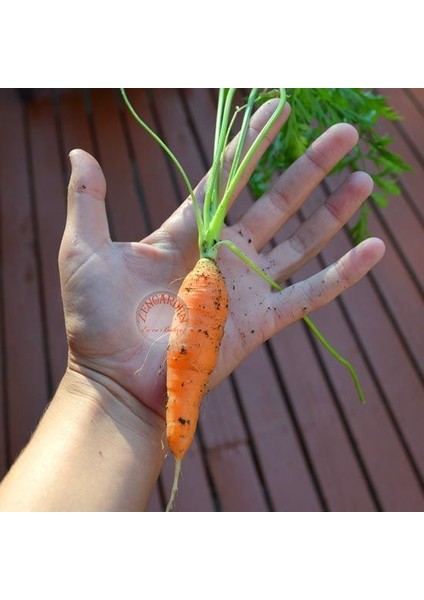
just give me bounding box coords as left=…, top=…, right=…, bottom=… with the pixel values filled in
left=136, top=291, right=188, bottom=343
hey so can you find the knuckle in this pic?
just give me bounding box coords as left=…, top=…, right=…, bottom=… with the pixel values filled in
left=267, top=185, right=291, bottom=215
left=324, top=197, right=346, bottom=224
left=300, top=281, right=316, bottom=313
left=288, top=232, right=308, bottom=257
left=305, top=144, right=330, bottom=176
left=333, top=260, right=350, bottom=290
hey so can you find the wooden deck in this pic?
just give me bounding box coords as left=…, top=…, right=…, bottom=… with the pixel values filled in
left=0, top=88, right=423, bottom=511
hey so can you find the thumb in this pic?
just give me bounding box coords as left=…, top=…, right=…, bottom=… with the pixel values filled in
left=65, top=149, right=110, bottom=248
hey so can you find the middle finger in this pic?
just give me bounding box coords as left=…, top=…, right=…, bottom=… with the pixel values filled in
left=236, top=123, right=359, bottom=251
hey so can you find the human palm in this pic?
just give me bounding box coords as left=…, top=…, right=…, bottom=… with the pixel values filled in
left=60, top=101, right=384, bottom=418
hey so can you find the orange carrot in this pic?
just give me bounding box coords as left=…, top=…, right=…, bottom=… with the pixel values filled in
left=165, top=257, right=229, bottom=510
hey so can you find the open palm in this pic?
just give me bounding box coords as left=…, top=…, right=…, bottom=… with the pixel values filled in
left=59, top=100, right=384, bottom=418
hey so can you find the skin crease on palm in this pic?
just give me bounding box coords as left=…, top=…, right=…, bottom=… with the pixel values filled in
left=60, top=99, right=385, bottom=420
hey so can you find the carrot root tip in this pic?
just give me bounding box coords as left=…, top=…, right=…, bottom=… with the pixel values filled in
left=165, top=458, right=183, bottom=512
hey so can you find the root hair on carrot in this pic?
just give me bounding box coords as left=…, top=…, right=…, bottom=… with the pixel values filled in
left=133, top=331, right=170, bottom=376
left=168, top=276, right=185, bottom=288
left=165, top=458, right=182, bottom=512
left=156, top=356, right=167, bottom=379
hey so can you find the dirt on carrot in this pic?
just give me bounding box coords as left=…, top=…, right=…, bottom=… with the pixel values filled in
left=166, top=258, right=228, bottom=459
left=165, top=258, right=228, bottom=510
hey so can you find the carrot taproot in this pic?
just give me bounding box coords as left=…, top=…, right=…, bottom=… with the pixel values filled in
left=165, top=257, right=229, bottom=510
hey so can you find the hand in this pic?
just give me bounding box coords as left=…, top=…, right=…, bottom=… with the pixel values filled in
left=59, top=100, right=385, bottom=418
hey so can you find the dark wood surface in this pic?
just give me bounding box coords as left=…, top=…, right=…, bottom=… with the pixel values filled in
left=0, top=88, right=423, bottom=511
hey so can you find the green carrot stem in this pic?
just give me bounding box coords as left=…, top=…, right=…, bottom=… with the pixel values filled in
left=206, top=89, right=286, bottom=246
left=212, top=239, right=281, bottom=287
left=203, top=89, right=236, bottom=229
left=223, top=89, right=259, bottom=198
left=213, top=89, right=226, bottom=159
left=302, top=316, right=366, bottom=404
left=204, top=89, right=226, bottom=229
left=211, top=102, right=249, bottom=215
left=214, top=238, right=365, bottom=404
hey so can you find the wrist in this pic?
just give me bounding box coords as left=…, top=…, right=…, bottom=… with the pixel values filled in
left=59, top=365, right=165, bottom=446
left=0, top=367, right=166, bottom=511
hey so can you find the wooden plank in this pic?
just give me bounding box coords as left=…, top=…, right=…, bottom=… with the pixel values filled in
left=0, top=90, right=49, bottom=462
left=269, top=319, right=376, bottom=511
left=326, top=171, right=424, bottom=384
left=146, top=483, right=162, bottom=512
left=27, top=94, right=68, bottom=391
left=89, top=89, right=149, bottom=243
left=232, top=348, right=322, bottom=511
left=151, top=88, right=271, bottom=510
left=372, top=193, right=423, bottom=287
left=300, top=184, right=424, bottom=508
left=330, top=91, right=424, bottom=378
left=409, top=88, right=424, bottom=105
left=58, top=89, right=96, bottom=157
left=150, top=89, right=203, bottom=200
left=302, top=295, right=424, bottom=513
left=199, top=381, right=269, bottom=511
left=375, top=107, right=424, bottom=222
left=379, top=88, right=424, bottom=165
left=360, top=208, right=424, bottom=379
left=367, top=90, right=424, bottom=284
left=183, top=88, right=322, bottom=511
left=120, top=89, right=179, bottom=231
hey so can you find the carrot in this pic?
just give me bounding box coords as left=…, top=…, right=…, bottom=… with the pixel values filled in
left=165, top=258, right=228, bottom=510
left=121, top=88, right=367, bottom=512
